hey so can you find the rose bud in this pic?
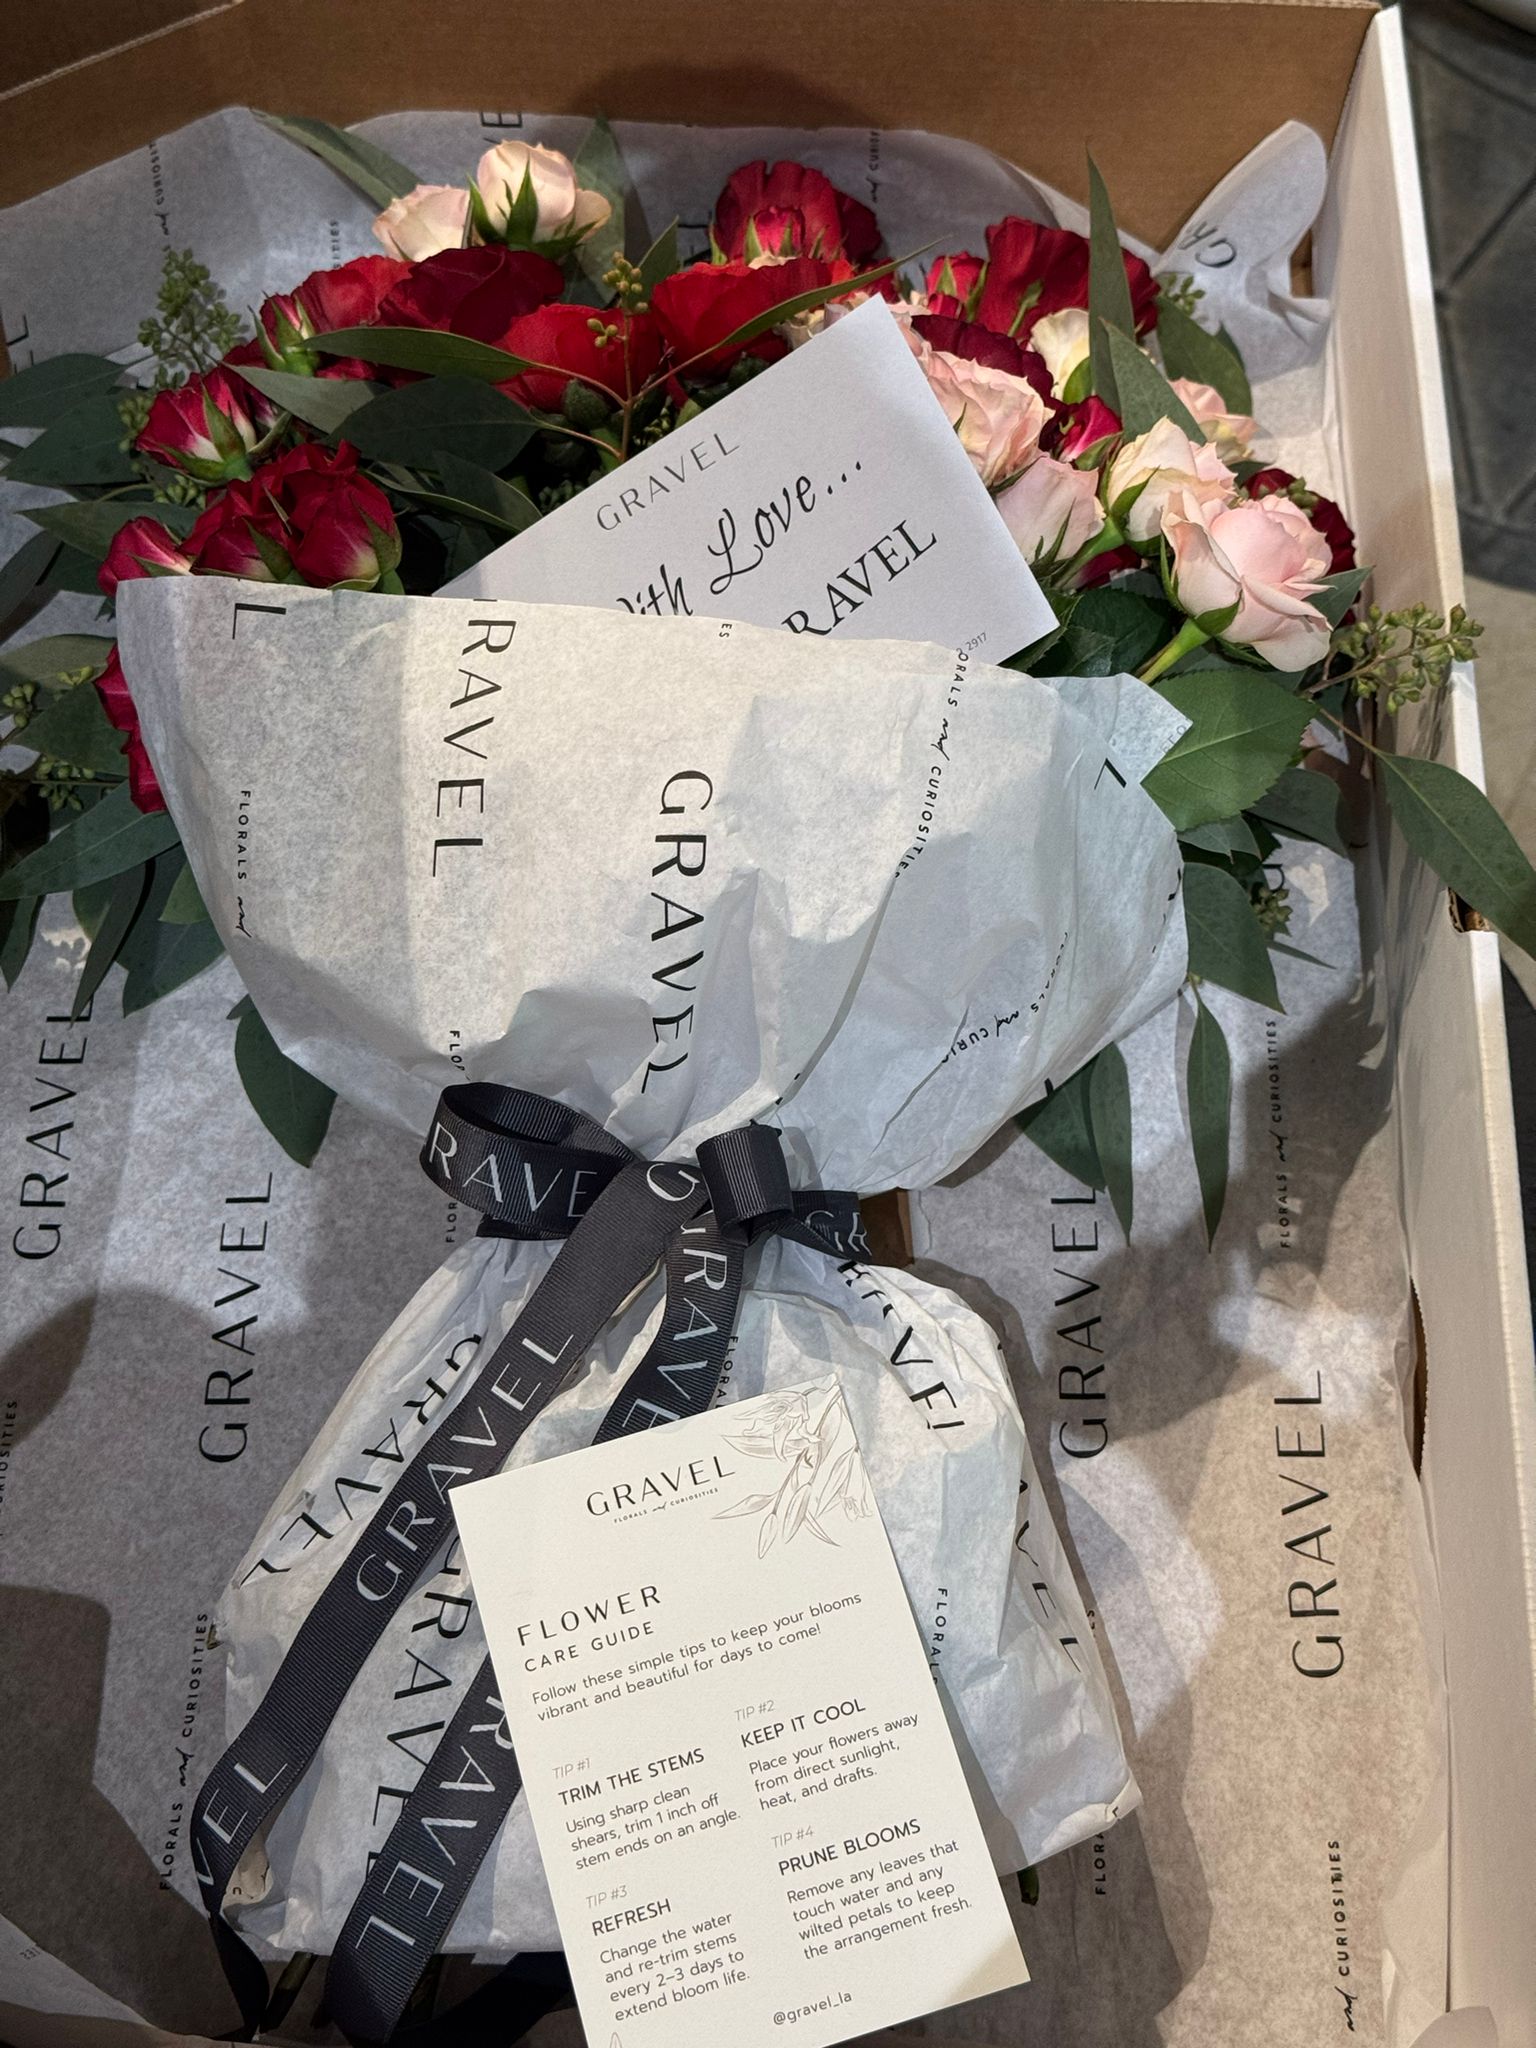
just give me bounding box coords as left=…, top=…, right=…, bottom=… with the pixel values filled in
left=377, top=245, right=564, bottom=346
left=1247, top=465, right=1357, bottom=574
left=373, top=183, right=471, bottom=261
left=500, top=302, right=664, bottom=414
left=255, top=291, right=317, bottom=374
left=94, top=644, right=166, bottom=813
left=924, top=251, right=984, bottom=319
left=287, top=469, right=402, bottom=590
left=1164, top=486, right=1332, bottom=670
left=475, top=141, right=612, bottom=253
left=1105, top=417, right=1235, bottom=543
left=712, top=160, right=880, bottom=265
left=99, top=515, right=193, bottom=599
left=995, top=454, right=1105, bottom=564
left=924, top=350, right=1050, bottom=487
left=974, top=218, right=1158, bottom=343
left=1170, top=377, right=1259, bottom=463
left=135, top=366, right=272, bottom=483
left=1055, top=394, right=1122, bottom=465
left=186, top=481, right=291, bottom=581
left=652, top=257, right=851, bottom=374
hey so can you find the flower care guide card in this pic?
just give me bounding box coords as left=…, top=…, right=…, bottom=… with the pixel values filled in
left=445, top=298, right=1056, bottom=660
left=454, top=1380, right=1027, bottom=2047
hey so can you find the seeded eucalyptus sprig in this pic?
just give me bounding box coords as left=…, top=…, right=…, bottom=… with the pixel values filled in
left=1325, top=602, right=1482, bottom=713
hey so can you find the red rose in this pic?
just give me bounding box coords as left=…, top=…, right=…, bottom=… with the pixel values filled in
left=712, top=160, right=880, bottom=265
left=973, top=219, right=1158, bottom=343
left=99, top=515, right=193, bottom=599
left=924, top=251, right=983, bottom=319
left=182, top=443, right=401, bottom=590
left=186, top=480, right=288, bottom=581
left=287, top=470, right=400, bottom=588
left=1246, top=466, right=1356, bottom=574
left=500, top=303, right=664, bottom=413
left=297, top=255, right=412, bottom=334
left=1076, top=543, right=1139, bottom=589
left=376, top=245, right=564, bottom=346
left=1054, top=394, right=1122, bottom=464
left=95, top=645, right=165, bottom=813
left=651, top=257, right=852, bottom=374
left=136, top=366, right=275, bottom=483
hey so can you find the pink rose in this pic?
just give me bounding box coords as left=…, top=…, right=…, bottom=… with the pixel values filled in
left=1105, top=418, right=1235, bottom=543
left=925, top=350, right=1049, bottom=487
left=373, top=183, right=471, bottom=261
left=995, top=454, right=1105, bottom=564
left=475, top=141, right=612, bottom=251
left=1030, top=308, right=1091, bottom=399
left=1164, top=488, right=1333, bottom=670
left=1170, top=377, right=1259, bottom=462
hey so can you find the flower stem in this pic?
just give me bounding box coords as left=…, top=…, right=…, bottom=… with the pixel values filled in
left=1139, top=618, right=1211, bottom=684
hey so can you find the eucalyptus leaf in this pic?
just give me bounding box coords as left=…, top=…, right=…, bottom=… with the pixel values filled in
left=0, top=896, right=40, bottom=989
left=254, top=110, right=420, bottom=209
left=0, top=354, right=124, bottom=429
left=159, top=859, right=210, bottom=924
left=16, top=683, right=127, bottom=776
left=42, top=545, right=111, bottom=597
left=1184, top=861, right=1282, bottom=1009
left=1087, top=157, right=1135, bottom=404
left=1154, top=296, right=1252, bottom=414
left=0, top=530, right=62, bottom=635
left=0, top=633, right=114, bottom=686
left=71, top=874, right=116, bottom=939
left=341, top=377, right=538, bottom=469
left=1088, top=1041, right=1134, bottom=1240
left=1016, top=1062, right=1105, bottom=1191
left=1314, top=565, right=1368, bottom=629
left=1100, top=322, right=1202, bottom=439
left=230, top=362, right=380, bottom=435
left=4, top=395, right=140, bottom=487
left=0, top=784, right=179, bottom=901
left=72, top=862, right=149, bottom=1021
left=23, top=496, right=196, bottom=562
left=1180, top=813, right=1261, bottom=858
left=639, top=221, right=682, bottom=297
left=313, top=325, right=538, bottom=382
left=1379, top=751, right=1536, bottom=956
left=117, top=851, right=224, bottom=1010
left=1143, top=671, right=1312, bottom=830
left=1186, top=990, right=1232, bottom=1246
left=572, top=113, right=644, bottom=279
left=426, top=452, right=541, bottom=534
left=1249, top=766, right=1348, bottom=856
left=234, top=1001, right=336, bottom=1166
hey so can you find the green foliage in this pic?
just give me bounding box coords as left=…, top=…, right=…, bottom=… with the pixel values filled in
left=1377, top=750, right=1536, bottom=955
left=1016, top=1062, right=1105, bottom=1191
left=1336, top=602, right=1481, bottom=712
left=1184, top=861, right=1282, bottom=1010
left=0, top=785, right=178, bottom=900
left=136, top=248, right=244, bottom=389
left=255, top=112, right=420, bottom=211
left=234, top=1001, right=336, bottom=1166
left=1186, top=991, right=1232, bottom=1246
left=0, top=354, right=124, bottom=429
left=1143, top=671, right=1312, bottom=830
left=1154, top=296, right=1252, bottom=414
left=1087, top=157, right=1135, bottom=405
left=341, top=377, right=538, bottom=469
left=229, top=363, right=380, bottom=435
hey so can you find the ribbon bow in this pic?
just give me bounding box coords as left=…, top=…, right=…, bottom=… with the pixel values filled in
left=191, top=1084, right=866, bottom=2045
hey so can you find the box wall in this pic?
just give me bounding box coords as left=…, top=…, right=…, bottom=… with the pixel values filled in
left=0, top=0, right=1373, bottom=245
left=1319, top=14, right=1536, bottom=2038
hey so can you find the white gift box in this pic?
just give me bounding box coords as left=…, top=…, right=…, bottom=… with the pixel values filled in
left=1, top=2, right=1532, bottom=2045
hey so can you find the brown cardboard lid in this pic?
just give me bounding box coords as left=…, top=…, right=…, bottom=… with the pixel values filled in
left=1, top=0, right=1374, bottom=243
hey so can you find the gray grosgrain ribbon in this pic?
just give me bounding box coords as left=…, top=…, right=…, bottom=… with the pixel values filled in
left=190, top=1083, right=867, bottom=2044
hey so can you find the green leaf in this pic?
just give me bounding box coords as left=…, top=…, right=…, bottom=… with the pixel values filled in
left=72, top=861, right=149, bottom=1021
left=117, top=850, right=224, bottom=1010
left=571, top=113, right=643, bottom=281
left=422, top=452, right=540, bottom=534
left=683, top=258, right=901, bottom=367
left=341, top=377, right=538, bottom=469
left=1088, top=1041, right=1134, bottom=1240
left=1248, top=766, right=1347, bottom=856
left=1087, top=157, right=1136, bottom=405
left=0, top=354, right=124, bottom=430
left=1313, top=566, right=1368, bottom=629
left=312, top=325, right=538, bottom=382
left=1143, top=671, right=1312, bottom=830
left=234, top=1001, right=336, bottom=1166
left=4, top=395, right=140, bottom=486
left=254, top=110, right=420, bottom=210
left=23, top=496, right=196, bottom=563
left=16, top=682, right=126, bottom=775
left=71, top=873, right=116, bottom=940
left=1068, top=585, right=1169, bottom=675
left=0, top=895, right=40, bottom=988
left=0, top=784, right=179, bottom=900
left=0, top=633, right=114, bottom=686
left=228, top=362, right=380, bottom=436
left=1016, top=1062, right=1105, bottom=1190
left=41, top=545, right=112, bottom=597
left=1153, top=296, right=1252, bottom=415
left=1180, top=813, right=1261, bottom=858
left=1271, top=939, right=1331, bottom=968
left=1378, top=751, right=1536, bottom=956
left=1100, top=322, right=1202, bottom=439
left=1184, top=861, right=1282, bottom=1009
left=159, top=859, right=209, bottom=923
left=1186, top=990, right=1232, bottom=1246
left=0, top=530, right=62, bottom=635
left=639, top=220, right=682, bottom=298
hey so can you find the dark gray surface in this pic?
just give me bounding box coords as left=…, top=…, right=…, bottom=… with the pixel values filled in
left=1406, top=0, right=1536, bottom=590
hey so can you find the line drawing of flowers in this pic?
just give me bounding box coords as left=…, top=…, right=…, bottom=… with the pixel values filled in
left=714, top=1384, right=869, bottom=1556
